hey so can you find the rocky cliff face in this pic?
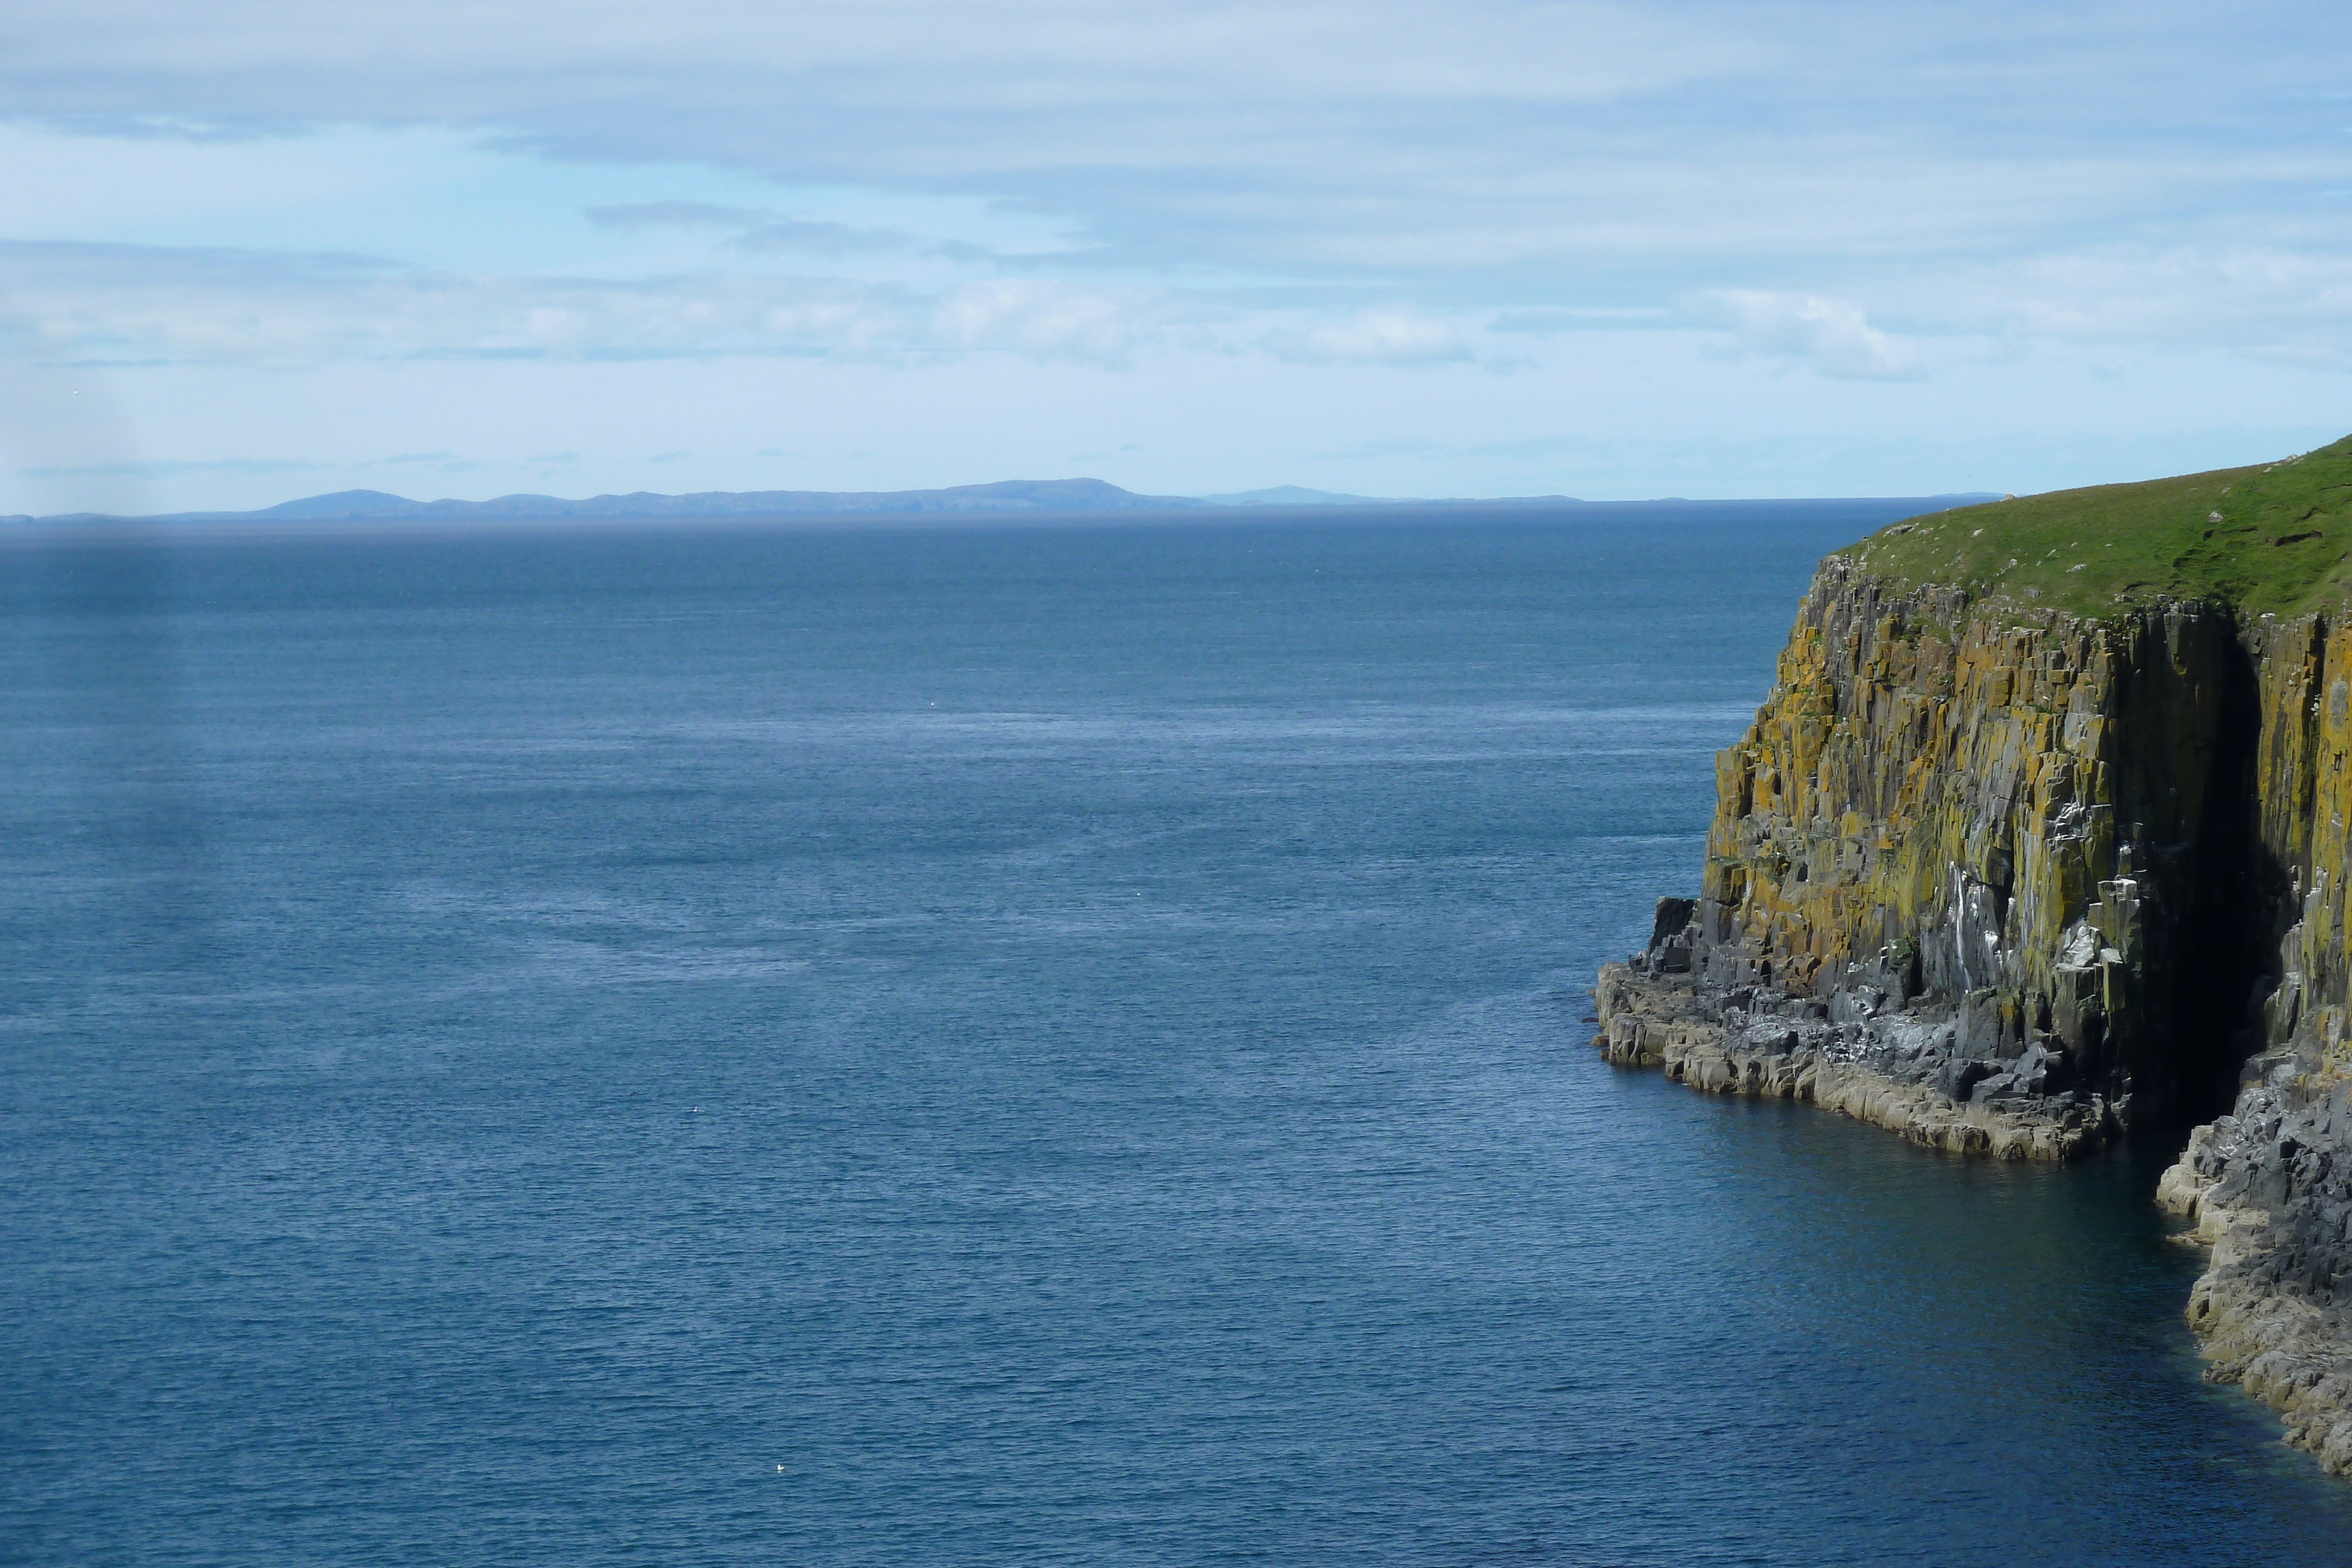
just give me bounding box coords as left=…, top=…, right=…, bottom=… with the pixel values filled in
left=1599, top=559, right=2272, bottom=1145
left=1593, top=504, right=2352, bottom=1470
left=2155, top=613, right=2352, bottom=1474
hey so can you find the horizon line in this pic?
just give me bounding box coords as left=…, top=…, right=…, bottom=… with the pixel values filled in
left=1, top=476, right=2006, bottom=527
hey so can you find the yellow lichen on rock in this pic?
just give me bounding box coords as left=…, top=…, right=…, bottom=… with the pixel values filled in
left=1677, top=560, right=2227, bottom=1126
left=1599, top=439, right=2352, bottom=1478
left=1597, top=549, right=2352, bottom=1475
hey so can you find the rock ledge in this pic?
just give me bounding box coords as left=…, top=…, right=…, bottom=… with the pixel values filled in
left=2158, top=1062, right=2352, bottom=1475
left=1594, top=911, right=2116, bottom=1162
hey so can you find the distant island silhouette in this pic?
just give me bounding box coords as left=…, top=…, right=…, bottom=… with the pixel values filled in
left=11, top=477, right=1565, bottom=523
left=6, top=479, right=2009, bottom=525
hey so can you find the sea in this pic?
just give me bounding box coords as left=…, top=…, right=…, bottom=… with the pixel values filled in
left=8, top=503, right=2352, bottom=1567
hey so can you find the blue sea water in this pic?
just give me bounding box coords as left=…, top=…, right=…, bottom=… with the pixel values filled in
left=7, top=504, right=2352, bottom=1567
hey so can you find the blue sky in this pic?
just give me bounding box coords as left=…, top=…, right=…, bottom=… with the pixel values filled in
left=3, top=0, right=2350, bottom=513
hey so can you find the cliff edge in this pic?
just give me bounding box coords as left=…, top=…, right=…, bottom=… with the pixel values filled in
left=1595, top=433, right=2352, bottom=1471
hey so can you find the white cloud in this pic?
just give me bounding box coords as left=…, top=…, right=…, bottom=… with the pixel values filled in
left=1258, top=311, right=1473, bottom=366
left=3, top=2, right=2342, bottom=299
left=1708, top=291, right=1922, bottom=381
left=6, top=0, right=2352, bottom=507
left=0, top=1, right=1765, bottom=121
left=928, top=280, right=1185, bottom=365
left=0, top=241, right=1227, bottom=369
left=1936, top=247, right=2352, bottom=365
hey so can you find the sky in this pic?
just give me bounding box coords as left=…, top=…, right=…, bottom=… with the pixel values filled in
left=3, top=0, right=2350, bottom=514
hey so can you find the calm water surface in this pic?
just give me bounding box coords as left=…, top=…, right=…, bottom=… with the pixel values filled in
left=7, top=507, right=2352, bottom=1566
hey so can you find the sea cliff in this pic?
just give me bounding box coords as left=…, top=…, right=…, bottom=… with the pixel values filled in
left=1596, top=434, right=2352, bottom=1470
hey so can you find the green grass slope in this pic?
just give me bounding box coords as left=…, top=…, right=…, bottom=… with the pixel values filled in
left=1846, top=433, right=2352, bottom=620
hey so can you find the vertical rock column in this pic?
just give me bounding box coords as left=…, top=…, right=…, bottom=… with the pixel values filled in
left=1679, top=559, right=2253, bottom=1126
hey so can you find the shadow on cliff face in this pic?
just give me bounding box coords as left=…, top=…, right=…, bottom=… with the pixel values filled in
left=1646, top=571, right=2320, bottom=1156
left=2114, top=610, right=2274, bottom=1132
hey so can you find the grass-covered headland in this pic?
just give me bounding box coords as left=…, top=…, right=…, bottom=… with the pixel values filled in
left=1848, top=433, right=2352, bottom=620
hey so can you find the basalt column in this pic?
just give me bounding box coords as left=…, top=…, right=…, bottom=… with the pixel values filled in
left=1598, top=562, right=2277, bottom=1150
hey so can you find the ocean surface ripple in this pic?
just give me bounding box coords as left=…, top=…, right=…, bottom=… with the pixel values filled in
left=8, top=507, right=2352, bottom=1565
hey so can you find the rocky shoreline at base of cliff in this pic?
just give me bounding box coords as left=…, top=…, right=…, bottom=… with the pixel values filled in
left=1594, top=895, right=2120, bottom=1161
left=1598, top=892, right=2352, bottom=1473
left=2158, top=1062, right=2352, bottom=1475
left=1598, top=901, right=2352, bottom=1475
left=1586, top=442, right=2352, bottom=1475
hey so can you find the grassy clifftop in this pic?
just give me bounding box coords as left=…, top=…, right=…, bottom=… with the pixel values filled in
left=1845, top=433, right=2352, bottom=620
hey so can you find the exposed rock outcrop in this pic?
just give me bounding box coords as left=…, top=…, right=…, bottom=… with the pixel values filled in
left=1593, top=442, right=2352, bottom=1469
left=2156, top=1068, right=2352, bottom=1475
left=1595, top=949, right=2111, bottom=1161
left=1596, top=560, right=2262, bottom=1154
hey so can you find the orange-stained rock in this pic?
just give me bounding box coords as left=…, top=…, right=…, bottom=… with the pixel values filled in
left=1602, top=547, right=2352, bottom=1476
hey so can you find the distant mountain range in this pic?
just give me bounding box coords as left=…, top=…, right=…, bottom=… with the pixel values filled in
left=236, top=479, right=1202, bottom=521
left=6, top=477, right=1563, bottom=523
left=5, top=478, right=2002, bottom=524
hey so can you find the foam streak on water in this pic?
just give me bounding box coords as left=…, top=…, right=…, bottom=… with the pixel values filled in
left=6, top=509, right=2351, bottom=1566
